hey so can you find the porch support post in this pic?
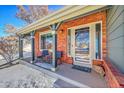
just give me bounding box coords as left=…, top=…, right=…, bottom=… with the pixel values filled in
left=19, top=35, right=23, bottom=59
left=30, top=31, right=35, bottom=63
left=51, top=24, right=58, bottom=71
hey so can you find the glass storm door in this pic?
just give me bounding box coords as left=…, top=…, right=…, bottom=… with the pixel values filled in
left=74, top=27, right=91, bottom=68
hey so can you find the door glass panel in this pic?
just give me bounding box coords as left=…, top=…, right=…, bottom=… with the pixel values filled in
left=75, top=27, right=90, bottom=62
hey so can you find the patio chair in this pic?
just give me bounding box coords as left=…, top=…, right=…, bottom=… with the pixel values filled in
left=43, top=51, right=63, bottom=64
left=56, top=51, right=63, bottom=65
left=45, top=51, right=52, bottom=64
left=37, top=50, right=63, bottom=65
left=42, top=50, right=49, bottom=57
left=36, top=50, right=49, bottom=62
left=37, top=50, right=49, bottom=58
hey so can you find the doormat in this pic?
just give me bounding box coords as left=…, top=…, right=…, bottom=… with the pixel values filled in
left=72, top=65, right=91, bottom=73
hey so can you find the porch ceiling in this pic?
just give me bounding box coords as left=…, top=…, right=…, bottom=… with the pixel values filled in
left=16, top=5, right=108, bottom=35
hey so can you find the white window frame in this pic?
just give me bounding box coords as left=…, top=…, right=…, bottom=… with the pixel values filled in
left=39, top=31, right=53, bottom=52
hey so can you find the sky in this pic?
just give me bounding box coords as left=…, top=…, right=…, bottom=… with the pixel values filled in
left=0, top=5, right=64, bottom=37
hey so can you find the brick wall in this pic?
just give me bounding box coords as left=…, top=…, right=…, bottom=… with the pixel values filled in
left=34, top=11, right=107, bottom=64
left=35, top=27, right=50, bottom=57
left=57, top=11, right=107, bottom=63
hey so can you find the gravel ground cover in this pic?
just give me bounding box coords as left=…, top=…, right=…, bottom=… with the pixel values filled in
left=0, top=64, right=56, bottom=88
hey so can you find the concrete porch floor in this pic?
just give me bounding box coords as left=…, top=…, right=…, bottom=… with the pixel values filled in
left=56, top=63, right=107, bottom=88
left=23, top=57, right=107, bottom=88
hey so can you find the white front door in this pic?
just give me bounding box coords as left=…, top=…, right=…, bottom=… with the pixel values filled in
left=73, top=27, right=92, bottom=68
left=68, top=22, right=101, bottom=68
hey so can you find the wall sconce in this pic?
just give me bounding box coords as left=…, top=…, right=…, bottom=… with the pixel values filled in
left=60, top=29, right=64, bottom=33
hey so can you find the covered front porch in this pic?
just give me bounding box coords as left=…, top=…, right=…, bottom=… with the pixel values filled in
left=18, top=23, right=61, bottom=71
left=20, top=58, right=107, bottom=88
left=17, top=5, right=108, bottom=71
left=16, top=5, right=109, bottom=88
left=19, top=21, right=104, bottom=72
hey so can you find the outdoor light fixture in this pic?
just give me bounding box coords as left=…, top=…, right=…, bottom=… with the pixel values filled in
left=60, top=29, right=64, bottom=33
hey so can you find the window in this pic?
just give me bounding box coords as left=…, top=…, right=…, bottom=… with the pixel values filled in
left=95, top=23, right=101, bottom=59
left=40, top=33, right=53, bottom=50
